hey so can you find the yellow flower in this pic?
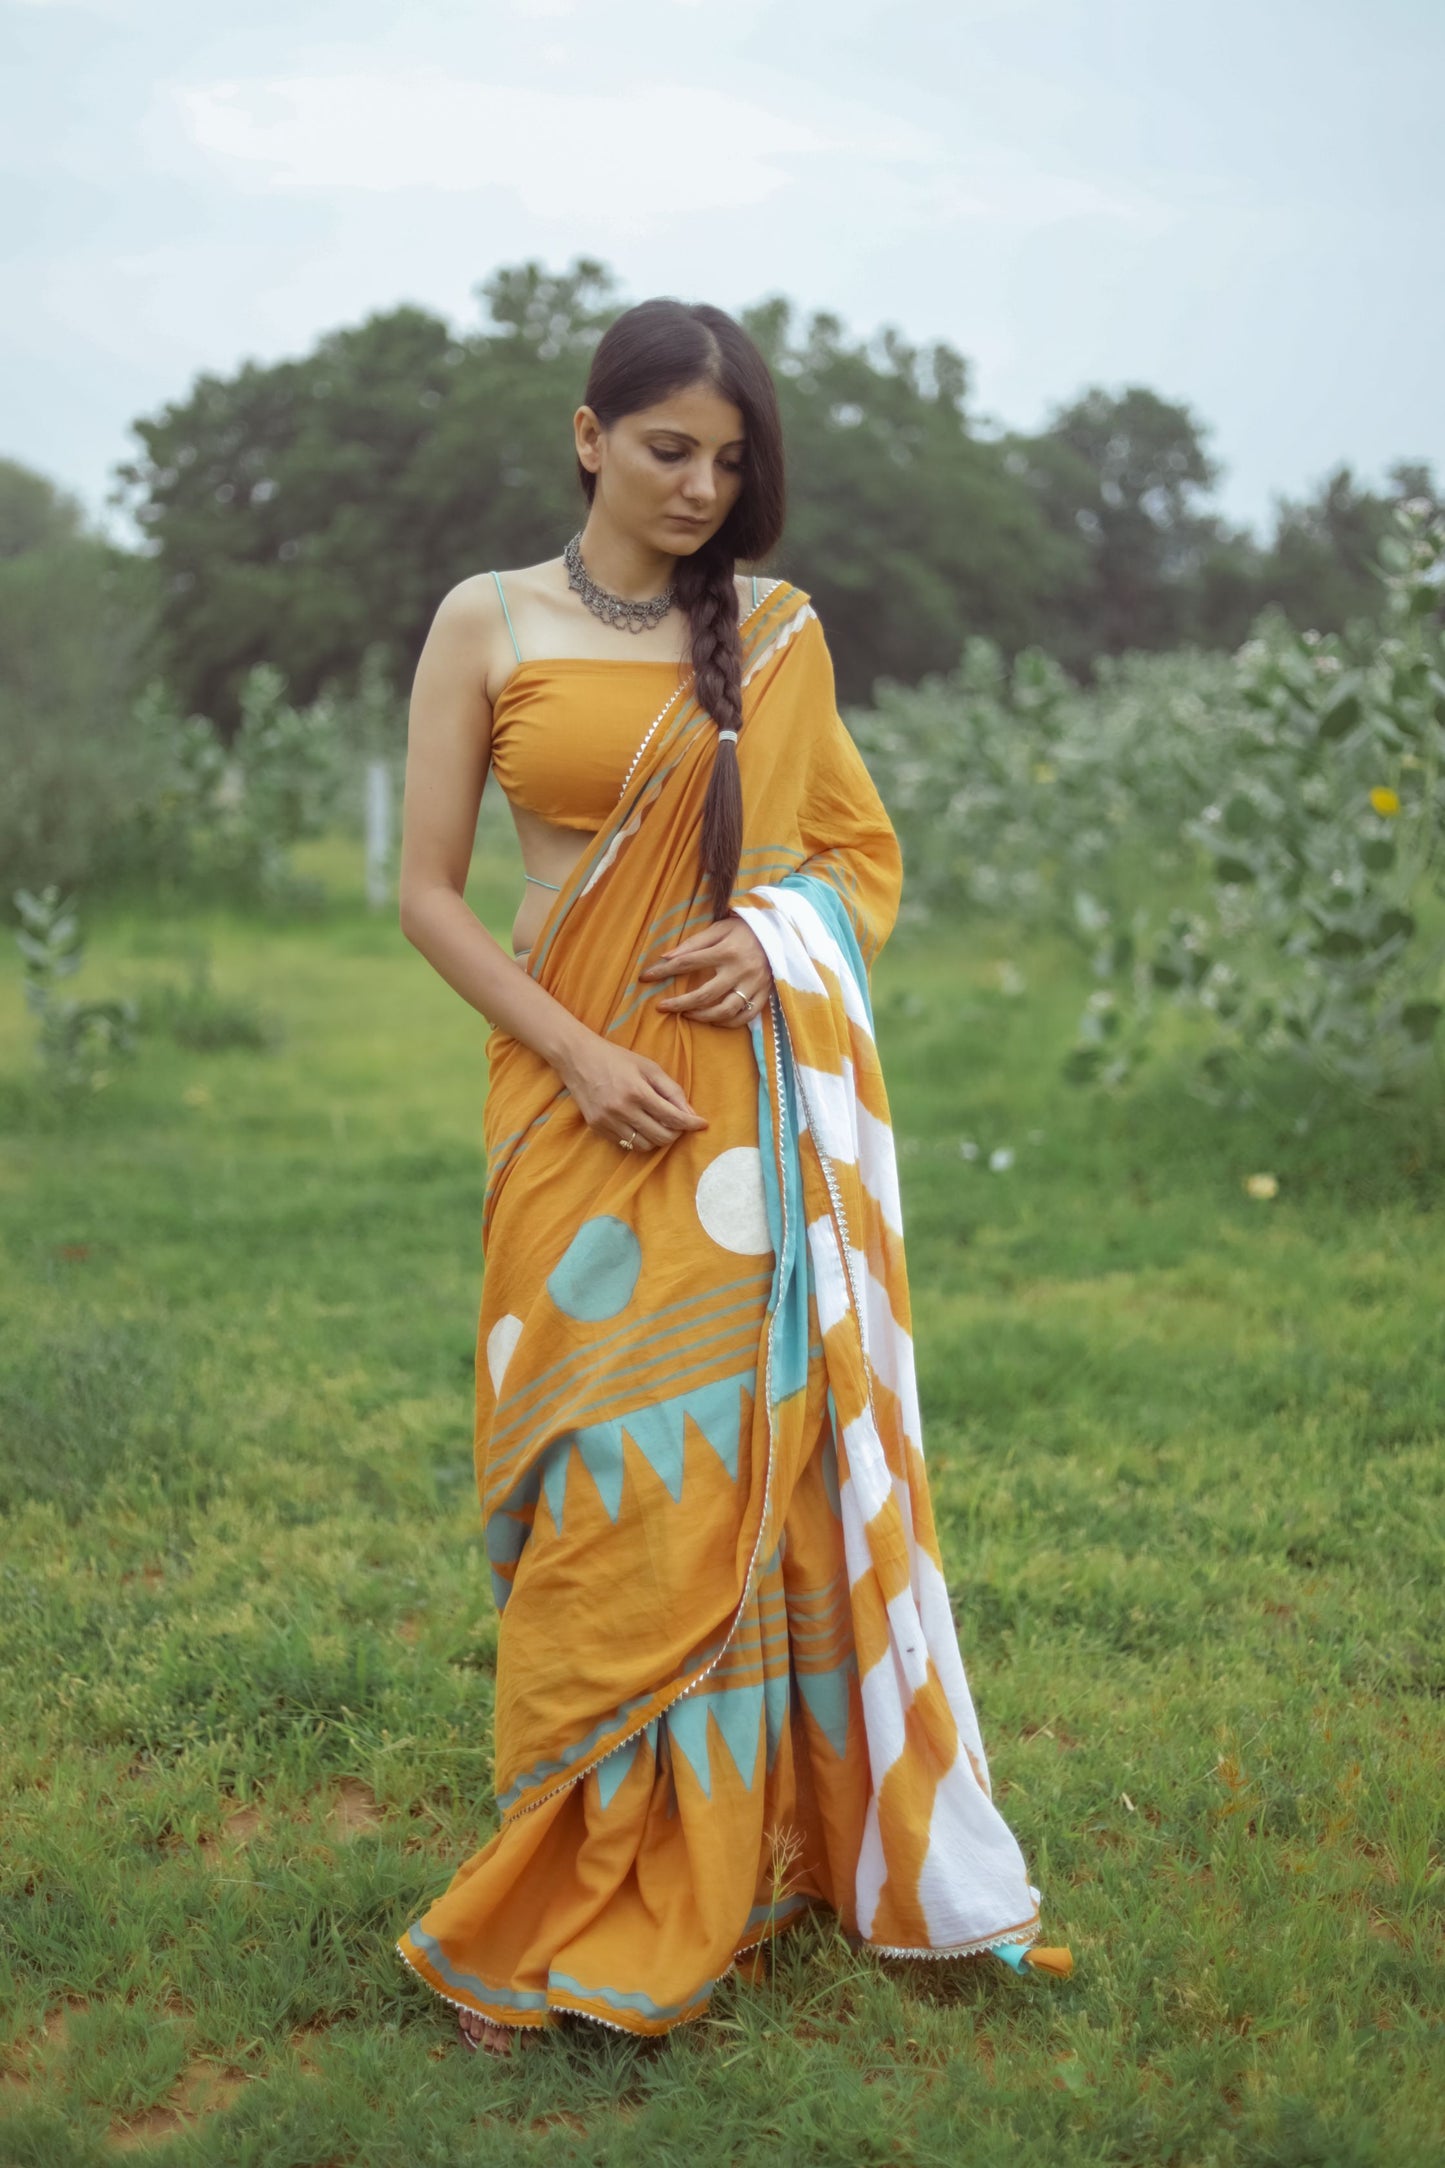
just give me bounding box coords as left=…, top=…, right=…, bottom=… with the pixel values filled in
left=182, top=1084, right=212, bottom=1108
left=1033, top=761, right=1056, bottom=784
left=1244, top=1173, right=1278, bottom=1200
left=1369, top=786, right=1400, bottom=816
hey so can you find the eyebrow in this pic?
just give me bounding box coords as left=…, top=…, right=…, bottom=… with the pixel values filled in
left=645, top=426, right=747, bottom=450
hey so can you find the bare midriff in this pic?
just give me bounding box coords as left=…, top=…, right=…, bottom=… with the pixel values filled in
left=508, top=801, right=595, bottom=962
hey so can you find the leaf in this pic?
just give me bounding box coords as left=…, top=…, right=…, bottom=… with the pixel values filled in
left=1062, top=1046, right=1103, bottom=1084
left=1372, top=907, right=1415, bottom=947
left=1222, top=792, right=1262, bottom=837
left=1318, top=681, right=1363, bottom=741
left=1401, top=1001, right=1441, bottom=1043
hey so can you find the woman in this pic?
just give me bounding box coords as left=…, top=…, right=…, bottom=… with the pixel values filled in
left=393, top=298, right=1072, bottom=2058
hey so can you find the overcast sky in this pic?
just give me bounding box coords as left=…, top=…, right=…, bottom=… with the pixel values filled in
left=4, top=0, right=1440, bottom=549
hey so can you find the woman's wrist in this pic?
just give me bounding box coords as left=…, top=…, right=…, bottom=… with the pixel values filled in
left=533, top=1004, right=594, bottom=1081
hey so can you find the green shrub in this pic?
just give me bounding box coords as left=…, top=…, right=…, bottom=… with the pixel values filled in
left=1067, top=499, right=1445, bottom=1103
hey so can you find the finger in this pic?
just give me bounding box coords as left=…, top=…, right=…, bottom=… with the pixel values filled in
left=637, top=1082, right=699, bottom=1131
left=677, top=974, right=769, bottom=1016
left=650, top=924, right=733, bottom=973
left=605, top=1106, right=671, bottom=1151
left=641, top=1072, right=701, bottom=1123
left=685, top=989, right=765, bottom=1027
left=655, top=970, right=735, bottom=1014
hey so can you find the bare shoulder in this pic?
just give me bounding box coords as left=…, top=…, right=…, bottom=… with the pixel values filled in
left=425, top=571, right=520, bottom=701
left=432, top=569, right=503, bottom=631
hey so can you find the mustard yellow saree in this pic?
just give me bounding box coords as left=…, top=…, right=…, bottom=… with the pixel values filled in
left=395, top=581, right=1071, bottom=2036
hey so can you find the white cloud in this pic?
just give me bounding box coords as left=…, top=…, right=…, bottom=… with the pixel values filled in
left=154, top=69, right=877, bottom=222
left=146, top=63, right=1165, bottom=246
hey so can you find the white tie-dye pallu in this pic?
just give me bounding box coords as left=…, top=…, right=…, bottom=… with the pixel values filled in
left=733, top=873, right=1072, bottom=1975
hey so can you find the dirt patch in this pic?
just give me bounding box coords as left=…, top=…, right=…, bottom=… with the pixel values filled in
left=1020, top=1721, right=1083, bottom=1749
left=0, top=1996, right=92, bottom=2097
left=196, top=1800, right=265, bottom=1856
left=287, top=2016, right=335, bottom=2077
left=107, top=2060, right=248, bottom=2152
left=325, top=1778, right=384, bottom=1837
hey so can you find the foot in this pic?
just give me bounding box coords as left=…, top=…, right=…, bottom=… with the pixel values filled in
left=457, top=2008, right=514, bottom=2058
left=457, top=2008, right=545, bottom=2057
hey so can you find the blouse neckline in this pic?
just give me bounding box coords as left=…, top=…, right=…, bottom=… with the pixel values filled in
left=492, top=655, right=688, bottom=716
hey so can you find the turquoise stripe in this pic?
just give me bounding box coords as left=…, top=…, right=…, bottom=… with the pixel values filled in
left=483, top=1100, right=565, bottom=1213
left=604, top=851, right=811, bottom=1034
left=550, top=1970, right=716, bottom=2023
left=782, top=871, right=875, bottom=1033
left=487, top=1274, right=764, bottom=1447
left=498, top=1601, right=747, bottom=1812
left=497, top=1685, right=669, bottom=1812
left=740, top=1891, right=816, bottom=1934
left=405, top=1926, right=549, bottom=2011
left=485, top=1293, right=767, bottom=1480
left=487, top=1329, right=762, bottom=1503
left=754, top=998, right=810, bottom=1411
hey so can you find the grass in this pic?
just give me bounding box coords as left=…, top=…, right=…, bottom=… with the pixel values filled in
left=1, top=829, right=1441, bottom=2165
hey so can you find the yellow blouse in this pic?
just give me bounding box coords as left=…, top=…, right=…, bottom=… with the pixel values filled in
left=489, top=659, right=688, bottom=832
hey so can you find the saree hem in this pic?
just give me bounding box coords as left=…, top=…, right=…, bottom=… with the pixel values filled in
left=859, top=1919, right=1042, bottom=1962
left=395, top=1897, right=1057, bottom=2043
left=395, top=1896, right=821, bottom=2040
left=392, top=1940, right=552, bottom=2032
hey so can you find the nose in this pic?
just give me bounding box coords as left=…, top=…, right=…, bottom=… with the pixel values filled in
left=682, top=456, right=717, bottom=509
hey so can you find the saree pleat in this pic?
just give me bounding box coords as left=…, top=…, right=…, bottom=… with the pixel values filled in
left=395, top=583, right=1069, bottom=2036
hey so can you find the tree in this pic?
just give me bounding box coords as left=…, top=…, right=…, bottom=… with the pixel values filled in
left=1005, top=385, right=1225, bottom=674
left=0, top=460, right=88, bottom=559
left=112, top=262, right=625, bottom=732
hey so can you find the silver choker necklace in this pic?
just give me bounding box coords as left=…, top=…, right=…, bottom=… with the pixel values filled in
left=564, top=531, right=676, bottom=633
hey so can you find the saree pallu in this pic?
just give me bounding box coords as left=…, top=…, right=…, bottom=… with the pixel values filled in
left=396, top=582, right=1070, bottom=2037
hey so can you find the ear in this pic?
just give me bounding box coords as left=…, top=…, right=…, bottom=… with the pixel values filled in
left=573, top=405, right=604, bottom=473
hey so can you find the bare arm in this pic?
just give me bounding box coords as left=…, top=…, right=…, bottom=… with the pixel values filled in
left=396, top=578, right=594, bottom=1075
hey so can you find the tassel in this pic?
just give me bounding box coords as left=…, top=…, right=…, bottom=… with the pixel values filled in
left=991, top=1939, right=1074, bottom=1978
left=1023, top=1945, right=1074, bottom=1978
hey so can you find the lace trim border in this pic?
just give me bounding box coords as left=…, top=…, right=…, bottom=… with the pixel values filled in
left=394, top=1909, right=1045, bottom=2040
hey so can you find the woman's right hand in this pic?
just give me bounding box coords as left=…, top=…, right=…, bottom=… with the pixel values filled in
left=558, top=1036, right=708, bottom=1152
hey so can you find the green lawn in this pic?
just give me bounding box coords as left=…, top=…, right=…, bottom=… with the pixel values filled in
left=2, top=833, right=1441, bottom=2166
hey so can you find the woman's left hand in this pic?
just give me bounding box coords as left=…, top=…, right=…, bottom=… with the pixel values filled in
left=640, top=915, right=774, bottom=1028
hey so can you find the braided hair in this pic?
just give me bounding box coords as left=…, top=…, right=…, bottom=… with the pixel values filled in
left=575, top=299, right=787, bottom=921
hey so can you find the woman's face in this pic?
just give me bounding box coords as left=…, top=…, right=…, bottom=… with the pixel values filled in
left=578, top=379, right=748, bottom=554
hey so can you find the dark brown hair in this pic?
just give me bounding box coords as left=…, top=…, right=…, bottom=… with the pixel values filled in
left=576, top=299, right=786, bottom=921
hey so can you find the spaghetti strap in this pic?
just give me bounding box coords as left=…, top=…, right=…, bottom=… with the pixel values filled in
left=491, top=570, right=523, bottom=663
left=751, top=573, right=759, bottom=606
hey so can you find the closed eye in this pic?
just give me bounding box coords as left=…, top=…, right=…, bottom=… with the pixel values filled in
left=652, top=448, right=745, bottom=474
